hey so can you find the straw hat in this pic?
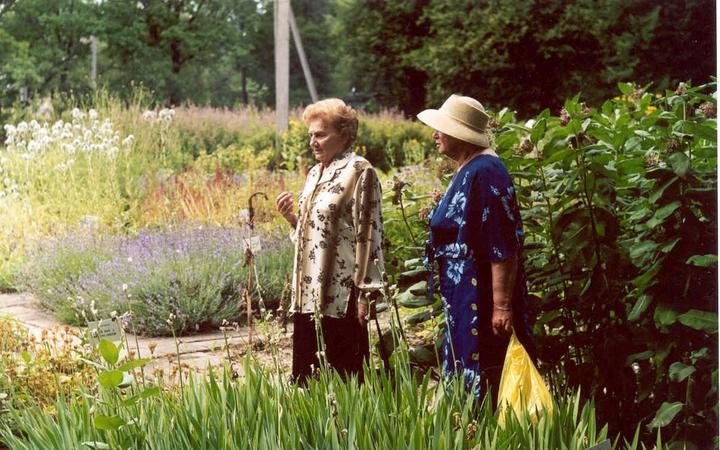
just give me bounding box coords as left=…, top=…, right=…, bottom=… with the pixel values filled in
left=417, top=95, right=492, bottom=148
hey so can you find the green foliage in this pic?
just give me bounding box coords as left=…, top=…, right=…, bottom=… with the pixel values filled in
left=18, top=225, right=294, bottom=337
left=331, top=0, right=715, bottom=118
left=394, top=80, right=717, bottom=448
left=0, top=343, right=647, bottom=449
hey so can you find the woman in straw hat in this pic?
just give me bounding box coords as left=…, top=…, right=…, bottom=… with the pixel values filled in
left=418, top=95, right=535, bottom=404
left=275, top=98, right=385, bottom=385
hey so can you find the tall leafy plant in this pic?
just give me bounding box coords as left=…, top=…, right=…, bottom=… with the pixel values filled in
left=499, top=80, right=717, bottom=447
left=393, top=81, right=717, bottom=447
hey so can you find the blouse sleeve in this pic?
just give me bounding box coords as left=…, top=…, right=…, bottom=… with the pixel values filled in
left=352, top=166, right=385, bottom=303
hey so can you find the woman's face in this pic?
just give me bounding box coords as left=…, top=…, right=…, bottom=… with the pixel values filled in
left=432, top=130, right=463, bottom=161
left=308, top=118, right=347, bottom=167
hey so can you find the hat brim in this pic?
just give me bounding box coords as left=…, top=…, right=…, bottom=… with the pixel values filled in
left=417, top=109, right=491, bottom=148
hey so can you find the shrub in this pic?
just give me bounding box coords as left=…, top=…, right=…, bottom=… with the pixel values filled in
left=17, top=224, right=293, bottom=337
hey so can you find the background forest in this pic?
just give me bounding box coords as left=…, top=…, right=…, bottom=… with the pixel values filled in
left=0, top=0, right=715, bottom=120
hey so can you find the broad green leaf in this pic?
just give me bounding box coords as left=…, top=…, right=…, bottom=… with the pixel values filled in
left=408, top=346, right=437, bottom=366
left=690, top=347, right=709, bottom=364
left=684, top=120, right=717, bottom=143
left=633, top=261, right=660, bottom=291
left=628, top=294, right=653, bottom=322
left=669, top=362, right=696, bottom=382
left=686, top=254, right=718, bottom=267
left=617, top=82, right=633, bottom=96
left=118, top=372, right=134, bottom=389
left=98, top=370, right=124, bottom=389
left=649, top=176, right=679, bottom=204
left=676, top=310, right=718, bottom=334
left=395, top=289, right=422, bottom=307
left=668, top=152, right=691, bottom=178
left=119, top=394, right=141, bottom=408
left=654, top=304, right=679, bottom=328
left=545, top=148, right=575, bottom=165
left=531, top=118, right=547, bottom=145
left=21, top=351, right=31, bottom=363
left=140, top=387, right=161, bottom=399
left=99, top=338, right=120, bottom=366
left=661, top=237, right=682, bottom=253
left=626, top=350, right=654, bottom=365
left=117, top=358, right=152, bottom=372
left=94, top=413, right=126, bottom=430
left=647, top=402, right=683, bottom=429
left=647, top=201, right=681, bottom=228
left=629, top=240, right=659, bottom=261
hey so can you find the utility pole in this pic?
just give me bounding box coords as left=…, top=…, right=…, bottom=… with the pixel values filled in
left=91, top=35, right=97, bottom=89
left=274, top=0, right=290, bottom=133
left=289, top=4, right=318, bottom=104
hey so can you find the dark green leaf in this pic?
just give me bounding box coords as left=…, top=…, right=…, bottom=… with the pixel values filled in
left=649, top=176, right=679, bottom=204
left=668, top=152, right=691, bottom=178
left=686, top=254, right=718, bottom=267
left=628, top=294, right=653, bottom=322
left=654, top=304, right=679, bottom=328
left=647, top=201, right=681, bottom=228
left=676, top=310, right=718, bottom=334
left=629, top=240, right=659, bottom=261
left=684, top=121, right=717, bottom=143
left=669, top=362, right=696, bottom=382
left=626, top=350, right=654, bottom=365
left=647, top=402, right=684, bottom=429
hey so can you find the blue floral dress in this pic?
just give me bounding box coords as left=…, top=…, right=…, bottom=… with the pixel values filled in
left=425, top=154, right=534, bottom=401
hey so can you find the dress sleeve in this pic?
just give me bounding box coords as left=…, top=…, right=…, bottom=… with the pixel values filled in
left=352, top=166, right=385, bottom=302
left=458, top=168, right=522, bottom=263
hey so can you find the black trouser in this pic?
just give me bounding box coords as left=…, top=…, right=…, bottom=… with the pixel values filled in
left=291, top=300, right=370, bottom=385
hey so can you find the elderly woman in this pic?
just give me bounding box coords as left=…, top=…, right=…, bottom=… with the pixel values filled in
left=275, top=98, right=385, bottom=384
left=418, top=95, right=535, bottom=403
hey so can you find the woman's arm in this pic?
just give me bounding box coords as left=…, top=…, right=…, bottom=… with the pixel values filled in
left=491, top=254, right=517, bottom=337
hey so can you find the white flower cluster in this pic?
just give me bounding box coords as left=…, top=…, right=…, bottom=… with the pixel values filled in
left=2, top=108, right=133, bottom=164
left=142, top=108, right=175, bottom=127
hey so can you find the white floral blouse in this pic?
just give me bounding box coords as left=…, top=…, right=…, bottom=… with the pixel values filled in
left=289, top=149, right=385, bottom=318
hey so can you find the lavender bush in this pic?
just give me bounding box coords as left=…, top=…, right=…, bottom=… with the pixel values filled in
left=18, top=224, right=293, bottom=336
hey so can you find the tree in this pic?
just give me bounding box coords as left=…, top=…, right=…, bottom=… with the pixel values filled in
left=99, top=0, right=237, bottom=106
left=330, top=0, right=430, bottom=116
left=0, top=0, right=97, bottom=104
left=331, top=0, right=716, bottom=118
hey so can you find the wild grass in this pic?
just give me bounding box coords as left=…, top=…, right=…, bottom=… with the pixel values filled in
left=0, top=320, right=657, bottom=449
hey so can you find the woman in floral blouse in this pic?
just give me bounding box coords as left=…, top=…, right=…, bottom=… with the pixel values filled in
left=418, top=95, right=535, bottom=405
left=275, top=98, right=385, bottom=384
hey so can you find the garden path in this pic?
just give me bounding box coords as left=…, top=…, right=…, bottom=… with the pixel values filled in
left=0, top=292, right=295, bottom=379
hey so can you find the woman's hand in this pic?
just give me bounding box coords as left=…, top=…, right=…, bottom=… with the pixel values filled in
left=492, top=308, right=513, bottom=337
left=275, top=191, right=298, bottom=227
left=357, top=302, right=369, bottom=327
left=357, top=300, right=376, bottom=327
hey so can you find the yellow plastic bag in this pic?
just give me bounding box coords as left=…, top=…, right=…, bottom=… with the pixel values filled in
left=497, top=329, right=553, bottom=425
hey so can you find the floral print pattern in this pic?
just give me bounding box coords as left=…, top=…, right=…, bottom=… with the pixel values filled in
left=425, top=154, right=533, bottom=401
left=290, top=149, right=385, bottom=318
